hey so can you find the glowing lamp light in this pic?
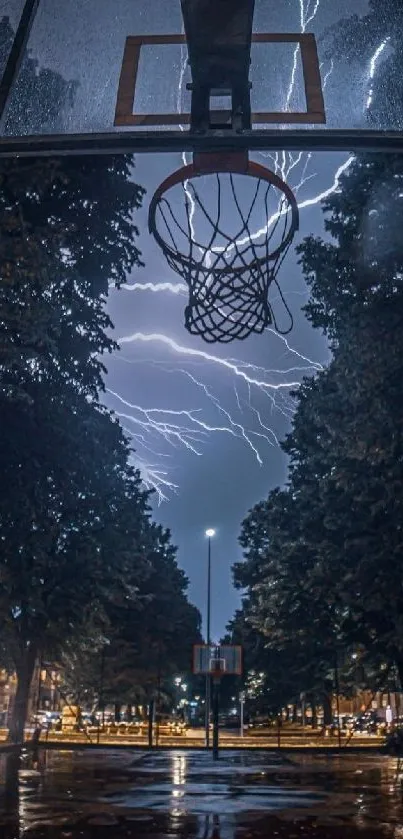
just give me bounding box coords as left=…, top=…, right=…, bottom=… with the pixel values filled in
left=205, top=528, right=215, bottom=538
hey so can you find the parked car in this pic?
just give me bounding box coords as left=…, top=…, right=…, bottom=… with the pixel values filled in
left=248, top=716, right=274, bottom=730
left=352, top=711, right=384, bottom=734
left=32, top=710, right=61, bottom=728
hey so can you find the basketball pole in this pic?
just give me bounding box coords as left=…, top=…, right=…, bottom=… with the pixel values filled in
left=212, top=677, right=220, bottom=760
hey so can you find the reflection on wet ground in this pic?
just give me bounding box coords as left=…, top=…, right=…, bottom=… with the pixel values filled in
left=1, top=748, right=403, bottom=838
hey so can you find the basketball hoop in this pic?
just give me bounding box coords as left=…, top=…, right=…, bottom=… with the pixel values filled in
left=209, top=657, right=226, bottom=680
left=148, top=151, right=299, bottom=343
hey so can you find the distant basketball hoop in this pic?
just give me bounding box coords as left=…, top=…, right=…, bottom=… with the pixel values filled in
left=193, top=644, right=242, bottom=676
left=209, top=656, right=226, bottom=680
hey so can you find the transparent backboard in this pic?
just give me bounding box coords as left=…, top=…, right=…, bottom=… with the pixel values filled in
left=0, top=0, right=402, bottom=140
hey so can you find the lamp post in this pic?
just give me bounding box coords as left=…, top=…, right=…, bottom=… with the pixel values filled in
left=205, top=528, right=215, bottom=748
left=181, top=682, right=188, bottom=723
left=174, top=676, right=181, bottom=717
left=240, top=691, right=245, bottom=738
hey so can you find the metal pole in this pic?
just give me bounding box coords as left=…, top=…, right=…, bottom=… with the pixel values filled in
left=36, top=656, right=42, bottom=717
left=155, top=643, right=162, bottom=748
left=97, top=646, right=105, bottom=744
left=240, top=692, right=245, bottom=737
left=148, top=698, right=154, bottom=748
left=0, top=0, right=41, bottom=130
left=207, top=537, right=211, bottom=643
left=212, top=679, right=219, bottom=760
left=205, top=535, right=211, bottom=748
left=335, top=650, right=342, bottom=750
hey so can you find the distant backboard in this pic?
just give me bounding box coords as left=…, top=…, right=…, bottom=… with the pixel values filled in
left=193, top=645, right=243, bottom=676
left=0, top=0, right=402, bottom=155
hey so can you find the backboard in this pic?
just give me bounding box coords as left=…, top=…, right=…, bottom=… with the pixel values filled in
left=0, top=0, right=403, bottom=155
left=114, top=33, right=325, bottom=130
left=193, top=645, right=243, bottom=676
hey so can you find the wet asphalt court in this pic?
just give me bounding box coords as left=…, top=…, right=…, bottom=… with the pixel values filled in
left=1, top=748, right=403, bottom=838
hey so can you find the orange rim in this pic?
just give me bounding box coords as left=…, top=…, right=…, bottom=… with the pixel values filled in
left=148, top=157, right=299, bottom=265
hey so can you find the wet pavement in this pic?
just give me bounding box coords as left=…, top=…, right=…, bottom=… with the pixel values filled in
left=0, top=748, right=403, bottom=838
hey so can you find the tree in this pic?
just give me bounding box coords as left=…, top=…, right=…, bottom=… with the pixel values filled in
left=0, top=150, right=146, bottom=743
left=0, top=15, right=78, bottom=134
left=222, top=607, right=296, bottom=719
left=282, top=298, right=403, bottom=686
left=298, top=154, right=403, bottom=342
left=63, top=527, right=202, bottom=714
left=294, top=152, right=403, bottom=679
left=0, top=155, right=144, bottom=398
left=0, top=380, right=154, bottom=742
left=233, top=151, right=403, bottom=707
left=235, top=492, right=342, bottom=723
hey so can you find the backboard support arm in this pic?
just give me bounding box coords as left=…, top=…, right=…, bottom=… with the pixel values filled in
left=0, top=0, right=41, bottom=131
left=180, top=0, right=255, bottom=132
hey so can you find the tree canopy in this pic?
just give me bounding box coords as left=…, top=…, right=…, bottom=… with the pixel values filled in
left=234, top=151, right=403, bottom=714
left=63, top=525, right=201, bottom=711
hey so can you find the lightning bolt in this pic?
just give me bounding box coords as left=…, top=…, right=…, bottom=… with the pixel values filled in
left=121, top=281, right=186, bottom=295
left=285, top=0, right=321, bottom=112
left=366, top=38, right=390, bottom=110
left=108, top=332, right=318, bottom=490
left=119, top=333, right=300, bottom=390
left=132, top=459, right=179, bottom=504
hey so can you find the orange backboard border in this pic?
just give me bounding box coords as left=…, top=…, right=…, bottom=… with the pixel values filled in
left=114, top=33, right=326, bottom=128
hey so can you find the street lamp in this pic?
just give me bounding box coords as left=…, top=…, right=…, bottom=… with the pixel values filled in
left=205, top=528, right=215, bottom=747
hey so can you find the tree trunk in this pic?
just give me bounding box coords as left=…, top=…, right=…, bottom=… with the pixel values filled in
left=114, top=702, right=121, bottom=723
left=126, top=703, right=133, bottom=722
left=308, top=696, right=317, bottom=728
left=301, top=696, right=306, bottom=726
left=8, top=648, right=37, bottom=746
left=395, top=658, right=403, bottom=692
left=323, top=692, right=333, bottom=727
left=148, top=699, right=154, bottom=747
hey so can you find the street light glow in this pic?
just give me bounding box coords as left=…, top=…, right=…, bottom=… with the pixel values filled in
left=205, top=528, right=215, bottom=537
